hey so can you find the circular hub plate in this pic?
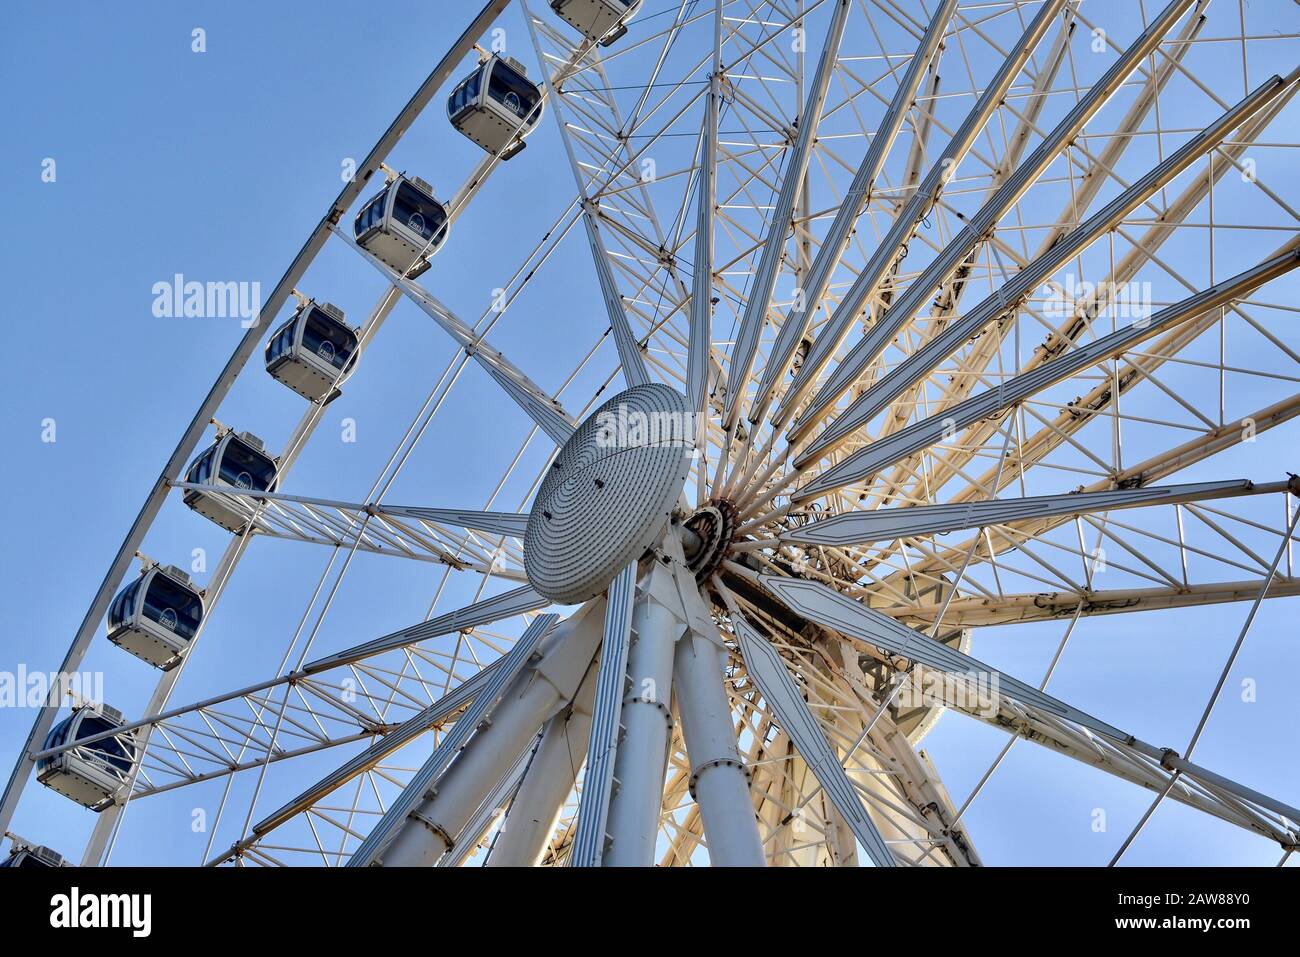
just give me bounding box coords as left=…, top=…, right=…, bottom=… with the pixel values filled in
left=525, top=384, right=695, bottom=604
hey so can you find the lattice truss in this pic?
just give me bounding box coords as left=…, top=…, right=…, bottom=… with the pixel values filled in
left=12, top=0, right=1300, bottom=868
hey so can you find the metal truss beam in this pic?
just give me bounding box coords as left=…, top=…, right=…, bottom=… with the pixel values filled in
left=794, top=247, right=1300, bottom=501
left=207, top=659, right=502, bottom=864
left=751, top=0, right=961, bottom=425
left=771, top=0, right=1073, bottom=429
left=762, top=573, right=1128, bottom=739
left=349, top=614, right=558, bottom=865
left=795, top=73, right=1290, bottom=465
left=895, top=577, right=1300, bottom=628
left=168, top=484, right=527, bottom=575
left=687, top=0, right=724, bottom=435
left=733, top=615, right=896, bottom=865
left=525, top=11, right=652, bottom=387
left=333, top=225, right=577, bottom=444
left=882, top=3, right=1210, bottom=453
left=786, top=0, right=1200, bottom=438
left=714, top=580, right=980, bottom=866
left=303, top=585, right=549, bottom=674
left=949, top=690, right=1299, bottom=846
left=783, top=478, right=1279, bottom=547
left=722, top=0, right=853, bottom=428
left=761, top=573, right=1300, bottom=845
left=878, top=79, right=1292, bottom=514
left=878, top=391, right=1300, bottom=600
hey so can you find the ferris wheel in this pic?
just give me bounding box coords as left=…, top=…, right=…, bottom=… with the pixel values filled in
left=5, top=0, right=1300, bottom=868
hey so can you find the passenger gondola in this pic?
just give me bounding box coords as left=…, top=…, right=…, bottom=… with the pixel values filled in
left=0, top=839, right=67, bottom=868
left=35, top=703, right=139, bottom=811
left=182, top=430, right=278, bottom=533
left=550, top=0, right=641, bottom=45
left=107, top=564, right=205, bottom=670
left=265, top=300, right=359, bottom=402
left=353, top=174, right=450, bottom=278
left=448, top=55, right=544, bottom=159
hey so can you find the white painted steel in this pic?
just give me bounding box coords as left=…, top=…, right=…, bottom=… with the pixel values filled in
left=375, top=603, right=605, bottom=866
left=603, top=567, right=684, bottom=866
left=488, top=664, right=598, bottom=866
left=673, top=633, right=765, bottom=867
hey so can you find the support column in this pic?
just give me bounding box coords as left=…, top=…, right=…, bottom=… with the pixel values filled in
left=603, top=571, right=683, bottom=866
left=674, top=633, right=765, bottom=866
left=487, top=665, right=598, bottom=867
left=381, top=604, right=605, bottom=867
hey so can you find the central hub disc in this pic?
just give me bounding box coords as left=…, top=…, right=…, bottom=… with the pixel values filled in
left=525, top=384, right=695, bottom=604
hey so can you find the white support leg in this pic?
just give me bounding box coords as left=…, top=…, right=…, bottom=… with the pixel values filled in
left=673, top=633, right=766, bottom=867
left=603, top=566, right=684, bottom=866
left=487, top=665, right=598, bottom=867
left=381, top=603, right=605, bottom=867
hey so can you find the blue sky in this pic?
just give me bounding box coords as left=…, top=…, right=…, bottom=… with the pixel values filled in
left=2, top=1, right=1298, bottom=866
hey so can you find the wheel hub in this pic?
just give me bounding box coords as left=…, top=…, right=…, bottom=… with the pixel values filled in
left=683, top=498, right=739, bottom=581
left=524, top=384, right=695, bottom=604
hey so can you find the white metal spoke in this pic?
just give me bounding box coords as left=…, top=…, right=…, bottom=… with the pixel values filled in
left=303, top=585, right=549, bottom=674
left=751, top=0, right=962, bottom=426
left=782, top=478, right=1279, bottom=547
left=758, top=571, right=1300, bottom=844
left=794, top=248, right=1300, bottom=501
left=733, top=614, right=896, bottom=865
left=569, top=563, right=637, bottom=866
left=723, top=0, right=853, bottom=427
left=795, top=73, right=1293, bottom=464
left=332, top=224, right=578, bottom=444
left=346, top=614, right=558, bottom=866
left=787, top=0, right=1202, bottom=437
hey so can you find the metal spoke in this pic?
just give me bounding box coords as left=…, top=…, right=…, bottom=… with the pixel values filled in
left=733, top=614, right=896, bottom=865
left=786, top=0, right=1201, bottom=437
left=723, top=0, right=853, bottom=428
left=303, top=586, right=550, bottom=674
left=794, top=247, right=1300, bottom=501
left=346, top=614, right=558, bottom=866
left=569, top=563, right=637, bottom=867
left=782, top=478, right=1277, bottom=546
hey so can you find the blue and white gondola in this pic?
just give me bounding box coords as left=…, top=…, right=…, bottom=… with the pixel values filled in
left=35, top=703, right=139, bottom=811
left=181, top=431, right=278, bottom=533
left=107, top=564, right=204, bottom=670
left=448, top=55, right=544, bottom=159
left=353, top=174, right=450, bottom=278
left=265, top=300, right=359, bottom=402
left=550, top=0, right=642, bottom=45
